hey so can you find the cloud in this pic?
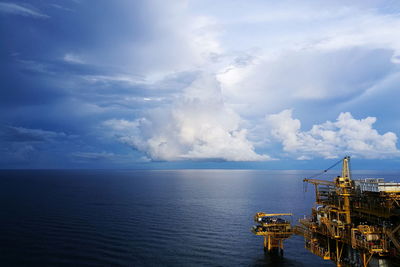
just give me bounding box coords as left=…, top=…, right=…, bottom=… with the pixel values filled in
left=104, top=73, right=271, bottom=161
left=267, top=109, right=400, bottom=159
left=0, top=126, right=68, bottom=142
left=64, top=53, right=85, bottom=64
left=17, top=59, right=53, bottom=74
left=70, top=151, right=139, bottom=164
left=50, top=4, right=73, bottom=12
left=70, top=151, right=125, bottom=162
left=0, top=125, right=75, bottom=167
left=217, top=47, right=395, bottom=117
left=71, top=151, right=115, bottom=160
left=0, top=143, right=35, bottom=163
left=0, top=2, right=49, bottom=18
left=212, top=2, right=400, bottom=120
left=51, top=1, right=224, bottom=82
left=81, top=74, right=142, bottom=86
left=2, top=0, right=400, bottom=167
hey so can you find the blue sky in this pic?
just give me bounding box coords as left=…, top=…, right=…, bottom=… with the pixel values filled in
left=1, top=0, right=400, bottom=169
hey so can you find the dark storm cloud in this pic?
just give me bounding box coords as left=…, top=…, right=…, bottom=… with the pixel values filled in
left=0, top=1, right=162, bottom=126
left=0, top=1, right=187, bottom=168
left=0, top=124, right=75, bottom=168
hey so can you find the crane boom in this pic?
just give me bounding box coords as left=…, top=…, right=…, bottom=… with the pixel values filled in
left=303, top=178, right=335, bottom=186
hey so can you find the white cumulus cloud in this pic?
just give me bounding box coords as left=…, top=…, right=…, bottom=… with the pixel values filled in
left=267, top=109, right=400, bottom=159
left=104, top=74, right=271, bottom=161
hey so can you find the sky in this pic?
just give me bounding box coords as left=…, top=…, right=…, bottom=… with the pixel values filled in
left=1, top=0, right=400, bottom=169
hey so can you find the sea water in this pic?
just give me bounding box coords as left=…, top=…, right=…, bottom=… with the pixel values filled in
left=1, top=169, right=398, bottom=266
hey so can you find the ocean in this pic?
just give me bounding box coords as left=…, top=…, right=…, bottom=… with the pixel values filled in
left=1, top=169, right=398, bottom=266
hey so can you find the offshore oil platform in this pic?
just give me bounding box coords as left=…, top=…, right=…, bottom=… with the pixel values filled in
left=252, top=156, right=400, bottom=266
left=251, top=212, right=293, bottom=255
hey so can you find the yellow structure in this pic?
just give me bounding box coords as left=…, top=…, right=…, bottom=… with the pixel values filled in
left=296, top=156, right=400, bottom=266
left=252, top=156, right=400, bottom=266
left=251, top=212, right=293, bottom=255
